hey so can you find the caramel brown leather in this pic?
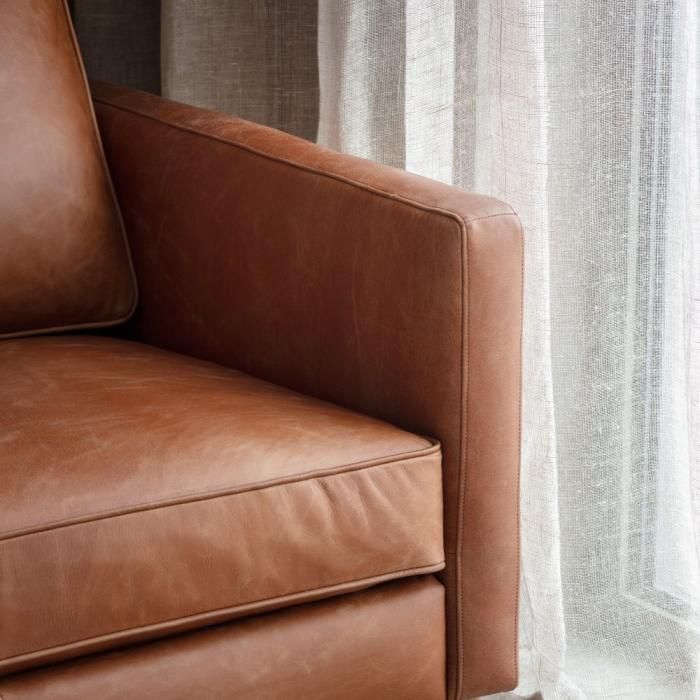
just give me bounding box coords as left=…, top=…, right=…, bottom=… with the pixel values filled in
left=0, top=577, right=447, bottom=700
left=0, top=336, right=443, bottom=675
left=93, top=82, right=523, bottom=699
left=0, top=2, right=136, bottom=338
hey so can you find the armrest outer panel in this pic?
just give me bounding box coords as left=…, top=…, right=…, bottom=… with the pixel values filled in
left=92, top=82, right=523, bottom=700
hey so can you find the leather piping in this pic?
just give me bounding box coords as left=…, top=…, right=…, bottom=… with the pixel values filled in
left=1, top=561, right=445, bottom=670
left=1, top=441, right=440, bottom=541
left=456, top=217, right=468, bottom=699
left=513, top=222, right=525, bottom=686
left=93, top=95, right=518, bottom=230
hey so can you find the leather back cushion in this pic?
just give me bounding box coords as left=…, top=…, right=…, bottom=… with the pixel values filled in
left=0, top=1, right=136, bottom=338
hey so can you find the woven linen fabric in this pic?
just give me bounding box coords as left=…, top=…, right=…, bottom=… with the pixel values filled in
left=161, top=0, right=319, bottom=142
left=318, top=3, right=700, bottom=698
left=70, top=2, right=700, bottom=697
left=72, top=0, right=161, bottom=94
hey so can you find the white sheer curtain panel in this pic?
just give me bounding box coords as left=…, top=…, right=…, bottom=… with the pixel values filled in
left=73, top=0, right=700, bottom=697
left=318, top=1, right=700, bottom=698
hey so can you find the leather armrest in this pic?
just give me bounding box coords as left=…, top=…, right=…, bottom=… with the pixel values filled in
left=92, top=81, right=523, bottom=700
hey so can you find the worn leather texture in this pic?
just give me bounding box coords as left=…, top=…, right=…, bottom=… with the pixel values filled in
left=0, top=2, right=136, bottom=339
left=93, top=82, right=524, bottom=699
left=0, top=336, right=444, bottom=675
left=0, top=577, right=446, bottom=700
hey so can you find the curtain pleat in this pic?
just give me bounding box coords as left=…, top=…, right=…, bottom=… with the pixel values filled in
left=316, top=0, right=406, bottom=167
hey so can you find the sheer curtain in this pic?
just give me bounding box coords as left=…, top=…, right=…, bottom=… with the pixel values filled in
left=317, top=3, right=700, bottom=697
left=73, top=1, right=700, bottom=697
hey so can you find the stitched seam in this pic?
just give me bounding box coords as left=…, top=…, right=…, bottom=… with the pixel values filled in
left=462, top=211, right=518, bottom=222
left=455, top=218, right=468, bottom=700
left=1, top=442, right=440, bottom=541
left=93, top=96, right=516, bottom=230
left=513, top=216, right=525, bottom=683
left=0, top=316, right=139, bottom=341
left=3, top=560, right=445, bottom=665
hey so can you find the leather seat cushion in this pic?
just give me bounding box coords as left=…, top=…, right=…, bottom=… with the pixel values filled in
left=0, top=336, right=444, bottom=674
left=0, top=1, right=136, bottom=338
left=0, top=577, right=446, bottom=700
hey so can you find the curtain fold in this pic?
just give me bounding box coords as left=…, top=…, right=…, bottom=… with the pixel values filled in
left=71, top=2, right=700, bottom=697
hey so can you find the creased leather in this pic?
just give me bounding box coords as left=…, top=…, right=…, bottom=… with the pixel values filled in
left=0, top=2, right=136, bottom=339
left=92, top=82, right=523, bottom=699
left=0, top=336, right=444, bottom=675
left=0, top=577, right=447, bottom=700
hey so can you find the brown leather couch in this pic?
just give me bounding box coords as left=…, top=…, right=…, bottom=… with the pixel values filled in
left=0, top=3, right=523, bottom=699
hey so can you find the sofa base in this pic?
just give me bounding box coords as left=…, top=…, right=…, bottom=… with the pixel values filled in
left=0, top=576, right=446, bottom=700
